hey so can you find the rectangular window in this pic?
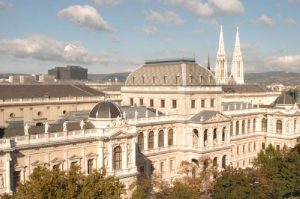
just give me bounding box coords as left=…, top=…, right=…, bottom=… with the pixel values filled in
left=161, top=99, right=165, bottom=108
left=276, top=145, right=280, bottom=150
left=248, top=143, right=251, bottom=152
left=210, top=99, right=214, bottom=107
left=201, top=99, right=205, bottom=108
left=191, top=100, right=195, bottom=108
left=150, top=99, right=154, bottom=107
left=237, top=146, right=239, bottom=155
left=262, top=142, right=265, bottom=150
left=140, top=98, right=143, bottom=106
left=130, top=98, right=134, bottom=106
left=87, top=159, right=93, bottom=174
left=243, top=145, right=245, bottom=153
left=176, top=75, right=179, bottom=84
left=254, top=142, right=256, bottom=151
left=172, top=100, right=177, bottom=109
left=160, top=161, right=165, bottom=177
left=14, top=171, right=21, bottom=187
left=170, top=159, right=175, bottom=174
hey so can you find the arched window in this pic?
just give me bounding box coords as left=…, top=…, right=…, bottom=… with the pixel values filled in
left=9, top=113, right=15, bottom=118
left=191, top=159, right=199, bottom=178
left=138, top=132, right=144, bottom=150
left=253, top=119, right=256, bottom=132
left=148, top=131, right=154, bottom=149
left=222, top=155, right=226, bottom=169
left=276, top=120, right=282, bottom=134
left=213, top=157, right=218, bottom=168
left=168, top=129, right=174, bottom=146
left=262, top=118, right=267, bottom=132
left=204, top=129, right=208, bottom=146
left=193, top=129, right=199, bottom=146
left=203, top=159, right=209, bottom=171
left=158, top=130, right=164, bottom=147
left=113, top=146, right=122, bottom=170
left=222, top=127, right=226, bottom=142
left=242, top=120, right=245, bottom=134
left=236, top=121, right=239, bottom=135
left=247, top=120, right=251, bottom=132
left=213, top=128, right=217, bottom=142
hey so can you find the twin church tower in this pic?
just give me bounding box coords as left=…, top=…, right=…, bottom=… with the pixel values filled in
left=214, top=26, right=244, bottom=85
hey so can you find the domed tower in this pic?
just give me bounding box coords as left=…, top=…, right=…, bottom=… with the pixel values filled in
left=89, top=101, right=124, bottom=128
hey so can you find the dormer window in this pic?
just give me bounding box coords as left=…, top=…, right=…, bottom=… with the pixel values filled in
left=176, top=75, right=180, bottom=84
left=189, top=75, right=193, bottom=83
left=200, top=76, right=203, bottom=83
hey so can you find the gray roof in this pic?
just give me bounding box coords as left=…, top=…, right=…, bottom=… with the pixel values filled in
left=0, top=84, right=104, bottom=99
left=125, top=58, right=216, bottom=86
left=222, top=85, right=267, bottom=93
left=89, top=101, right=123, bottom=119
left=121, top=106, right=164, bottom=119
left=273, top=93, right=295, bottom=105
left=189, top=110, right=219, bottom=123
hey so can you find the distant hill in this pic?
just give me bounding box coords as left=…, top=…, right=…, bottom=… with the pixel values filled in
left=245, top=71, right=300, bottom=85
left=84, top=71, right=300, bottom=85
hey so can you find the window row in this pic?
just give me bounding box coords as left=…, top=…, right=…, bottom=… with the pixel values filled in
left=192, top=128, right=226, bottom=147
left=130, top=98, right=177, bottom=109
left=191, top=99, right=215, bottom=108
left=138, top=129, right=174, bottom=150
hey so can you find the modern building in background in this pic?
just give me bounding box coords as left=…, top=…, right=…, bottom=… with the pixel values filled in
left=48, top=65, right=88, bottom=80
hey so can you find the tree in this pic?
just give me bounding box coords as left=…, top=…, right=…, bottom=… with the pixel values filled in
left=212, top=167, right=275, bottom=199
left=11, top=166, right=125, bottom=199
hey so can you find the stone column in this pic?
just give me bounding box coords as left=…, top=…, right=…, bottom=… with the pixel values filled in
left=226, top=128, right=230, bottom=143
left=208, top=129, right=213, bottom=147
left=164, top=129, right=168, bottom=147
left=144, top=132, right=148, bottom=150
left=98, top=142, right=104, bottom=169
left=132, top=138, right=137, bottom=168
left=108, top=143, right=113, bottom=172
left=173, top=129, right=177, bottom=146
left=123, top=142, right=128, bottom=170
left=198, top=129, right=203, bottom=148
left=217, top=128, right=222, bottom=145
left=5, top=154, right=12, bottom=193
left=154, top=130, right=158, bottom=149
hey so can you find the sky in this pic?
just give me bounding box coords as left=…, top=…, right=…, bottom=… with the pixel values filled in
left=0, top=0, right=299, bottom=74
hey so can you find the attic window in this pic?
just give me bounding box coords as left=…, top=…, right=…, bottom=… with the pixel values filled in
left=189, top=75, right=193, bottom=83
left=152, top=76, right=156, bottom=84
left=132, top=76, right=135, bottom=84
left=142, top=76, right=145, bottom=84
left=200, top=76, right=203, bottom=83
left=176, top=75, right=180, bottom=84
left=37, top=111, right=42, bottom=117
left=163, top=76, right=167, bottom=84
left=9, top=113, right=15, bottom=118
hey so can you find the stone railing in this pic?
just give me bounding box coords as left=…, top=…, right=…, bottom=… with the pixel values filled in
left=0, top=126, right=136, bottom=150
left=126, top=114, right=191, bottom=125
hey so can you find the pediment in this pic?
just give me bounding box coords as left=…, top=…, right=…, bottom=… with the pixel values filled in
left=31, top=160, right=45, bottom=166
left=110, top=130, right=131, bottom=139
left=51, top=157, right=64, bottom=164
left=69, top=155, right=81, bottom=161
left=205, top=113, right=230, bottom=123
left=86, top=152, right=97, bottom=158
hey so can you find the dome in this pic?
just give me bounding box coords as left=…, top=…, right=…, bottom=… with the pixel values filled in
left=273, top=93, right=295, bottom=106
left=125, top=58, right=216, bottom=86
left=89, top=101, right=123, bottom=119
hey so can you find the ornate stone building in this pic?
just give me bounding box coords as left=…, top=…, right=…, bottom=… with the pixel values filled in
left=0, top=59, right=298, bottom=196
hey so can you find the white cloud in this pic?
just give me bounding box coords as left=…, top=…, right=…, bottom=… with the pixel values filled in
left=138, top=26, right=159, bottom=35
left=91, top=0, right=121, bottom=6
left=161, top=0, right=244, bottom=17
left=0, top=0, right=13, bottom=9
left=282, top=17, right=297, bottom=25
left=0, top=34, right=107, bottom=64
left=259, top=15, right=275, bottom=27
left=145, top=10, right=184, bottom=25
left=268, top=55, right=300, bottom=71
left=57, top=5, right=113, bottom=32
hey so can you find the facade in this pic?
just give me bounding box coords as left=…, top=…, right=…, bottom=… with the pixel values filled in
left=0, top=59, right=299, bottom=196
left=48, top=65, right=88, bottom=80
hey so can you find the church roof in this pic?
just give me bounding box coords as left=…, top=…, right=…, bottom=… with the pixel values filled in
left=125, top=58, right=216, bottom=86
